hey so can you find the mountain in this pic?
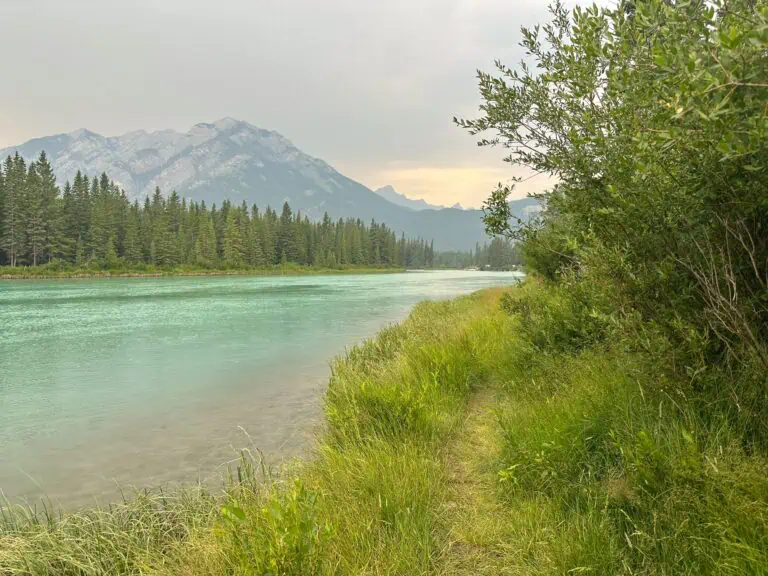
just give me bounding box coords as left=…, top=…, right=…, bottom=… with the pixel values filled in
left=0, top=119, right=540, bottom=251
left=373, top=185, right=443, bottom=211
left=509, top=196, right=543, bottom=220
left=373, top=185, right=480, bottom=213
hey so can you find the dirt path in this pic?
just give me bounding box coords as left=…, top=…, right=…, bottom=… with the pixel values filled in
left=437, top=386, right=521, bottom=575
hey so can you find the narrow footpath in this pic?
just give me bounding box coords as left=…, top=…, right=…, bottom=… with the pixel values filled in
left=437, top=386, right=521, bottom=576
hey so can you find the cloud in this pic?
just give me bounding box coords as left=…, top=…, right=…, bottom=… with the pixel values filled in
left=0, top=0, right=596, bottom=206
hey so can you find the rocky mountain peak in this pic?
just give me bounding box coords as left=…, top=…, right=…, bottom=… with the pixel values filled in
left=69, top=128, right=102, bottom=141
left=0, top=120, right=537, bottom=250
left=374, top=185, right=443, bottom=211
left=212, top=117, right=241, bottom=131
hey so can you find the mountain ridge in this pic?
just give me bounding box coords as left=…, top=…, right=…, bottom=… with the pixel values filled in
left=373, top=185, right=448, bottom=211
left=0, top=119, right=540, bottom=250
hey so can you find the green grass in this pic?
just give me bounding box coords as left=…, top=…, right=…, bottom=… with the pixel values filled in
left=0, top=262, right=406, bottom=280
left=2, top=281, right=766, bottom=575
left=484, top=280, right=768, bottom=575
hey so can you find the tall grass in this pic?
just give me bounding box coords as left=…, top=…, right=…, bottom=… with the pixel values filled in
left=492, top=279, right=768, bottom=575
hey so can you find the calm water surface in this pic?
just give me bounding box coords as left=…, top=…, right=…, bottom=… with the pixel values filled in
left=0, top=271, right=520, bottom=505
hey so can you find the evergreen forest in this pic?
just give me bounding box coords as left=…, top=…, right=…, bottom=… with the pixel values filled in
left=0, top=151, right=520, bottom=274
left=0, top=151, right=518, bottom=272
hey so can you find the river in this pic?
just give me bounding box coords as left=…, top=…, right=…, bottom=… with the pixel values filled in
left=0, top=270, right=521, bottom=506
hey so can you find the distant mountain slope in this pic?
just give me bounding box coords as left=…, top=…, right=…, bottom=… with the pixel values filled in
left=0, top=119, right=541, bottom=250
left=373, top=185, right=443, bottom=211
left=508, top=196, right=543, bottom=220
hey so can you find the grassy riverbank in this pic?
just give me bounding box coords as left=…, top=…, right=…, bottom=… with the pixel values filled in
left=0, top=262, right=405, bottom=280
left=0, top=286, right=511, bottom=575
left=2, top=281, right=766, bottom=574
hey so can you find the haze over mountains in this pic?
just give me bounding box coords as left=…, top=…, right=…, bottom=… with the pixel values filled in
left=373, top=185, right=450, bottom=211
left=0, top=118, right=540, bottom=251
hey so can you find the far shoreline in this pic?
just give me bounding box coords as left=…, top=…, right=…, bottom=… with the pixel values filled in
left=0, top=265, right=411, bottom=281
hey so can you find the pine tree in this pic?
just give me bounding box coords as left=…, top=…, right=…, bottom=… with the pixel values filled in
left=0, top=161, right=5, bottom=266
left=167, top=191, right=183, bottom=266
left=123, top=203, right=142, bottom=263
left=36, top=151, right=63, bottom=262
left=150, top=187, right=171, bottom=265
left=277, top=202, right=297, bottom=263
left=60, top=181, right=77, bottom=262
left=72, top=171, right=91, bottom=250
left=313, top=247, right=325, bottom=267
left=335, top=222, right=347, bottom=265
left=106, top=234, right=119, bottom=266
left=115, top=191, right=130, bottom=258
left=140, top=196, right=152, bottom=261
left=89, top=180, right=109, bottom=262
left=350, top=227, right=363, bottom=265
left=75, top=236, right=85, bottom=265
left=203, top=213, right=217, bottom=264
left=295, top=212, right=308, bottom=265
left=248, top=205, right=266, bottom=266
left=213, top=203, right=225, bottom=259
left=192, top=204, right=216, bottom=266
left=25, top=162, right=46, bottom=266
left=262, top=209, right=277, bottom=265
left=394, top=233, right=403, bottom=266
left=1, top=154, right=27, bottom=266
left=222, top=209, right=244, bottom=266
left=180, top=198, right=193, bottom=263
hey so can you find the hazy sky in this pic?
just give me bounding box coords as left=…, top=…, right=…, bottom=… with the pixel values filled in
left=0, top=1, right=590, bottom=207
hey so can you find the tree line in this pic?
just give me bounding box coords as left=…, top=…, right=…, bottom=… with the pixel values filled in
left=433, top=238, right=521, bottom=270
left=0, top=151, right=444, bottom=269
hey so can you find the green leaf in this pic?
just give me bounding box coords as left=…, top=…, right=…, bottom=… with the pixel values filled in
left=220, top=504, right=246, bottom=522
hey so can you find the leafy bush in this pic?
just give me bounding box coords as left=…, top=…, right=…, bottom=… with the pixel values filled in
left=460, top=0, right=768, bottom=427
left=500, top=272, right=617, bottom=353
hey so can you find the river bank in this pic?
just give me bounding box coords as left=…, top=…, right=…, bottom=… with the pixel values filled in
left=2, top=281, right=766, bottom=575
left=0, top=263, right=406, bottom=280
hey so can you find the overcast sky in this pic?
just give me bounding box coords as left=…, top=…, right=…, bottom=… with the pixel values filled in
left=0, top=0, right=594, bottom=208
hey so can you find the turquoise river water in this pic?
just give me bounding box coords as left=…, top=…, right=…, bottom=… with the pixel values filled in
left=0, top=270, right=521, bottom=506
